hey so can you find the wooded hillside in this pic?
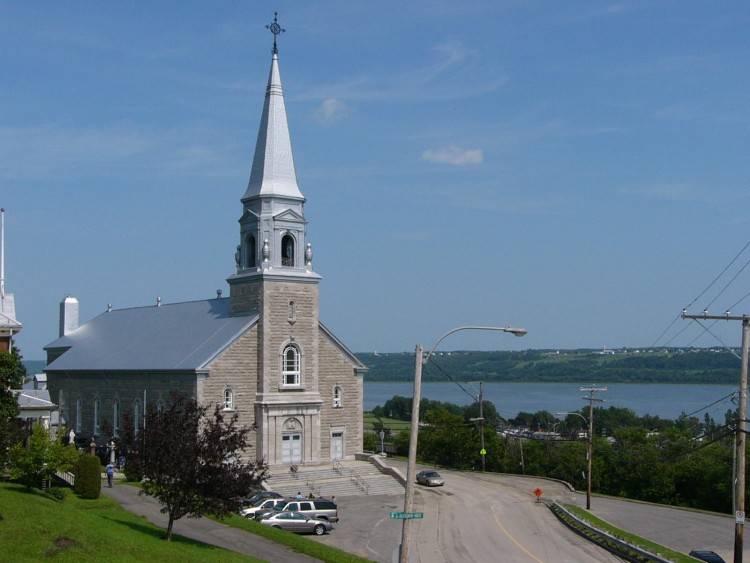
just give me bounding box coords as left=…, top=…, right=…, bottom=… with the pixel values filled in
left=357, top=348, right=740, bottom=383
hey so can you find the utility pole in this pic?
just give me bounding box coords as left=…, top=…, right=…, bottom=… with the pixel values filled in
left=682, top=312, right=750, bottom=563
left=400, top=344, right=423, bottom=563
left=581, top=385, right=606, bottom=510
left=479, top=382, right=485, bottom=472
left=470, top=382, right=486, bottom=472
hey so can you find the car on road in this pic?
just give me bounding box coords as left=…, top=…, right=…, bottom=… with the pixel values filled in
left=259, top=511, right=333, bottom=535
left=416, top=469, right=444, bottom=487
left=688, top=551, right=726, bottom=563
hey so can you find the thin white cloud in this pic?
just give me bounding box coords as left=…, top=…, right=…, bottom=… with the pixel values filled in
left=422, top=146, right=483, bottom=165
left=315, top=98, right=349, bottom=124
left=617, top=183, right=710, bottom=203
left=296, top=39, right=508, bottom=104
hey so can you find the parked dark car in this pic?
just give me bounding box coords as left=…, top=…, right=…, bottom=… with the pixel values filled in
left=416, top=469, right=444, bottom=487
left=260, top=511, right=332, bottom=535
left=242, top=490, right=282, bottom=507
left=688, top=551, right=726, bottom=563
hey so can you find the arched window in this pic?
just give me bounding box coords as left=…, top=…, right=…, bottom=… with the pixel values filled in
left=333, top=386, right=343, bottom=408
left=113, top=400, right=120, bottom=437
left=94, top=398, right=101, bottom=435
left=282, top=345, right=301, bottom=386
left=246, top=234, right=256, bottom=268
left=288, top=300, right=296, bottom=324
left=281, top=234, right=295, bottom=267
left=75, top=398, right=82, bottom=433
left=134, top=399, right=142, bottom=434
left=223, top=388, right=234, bottom=410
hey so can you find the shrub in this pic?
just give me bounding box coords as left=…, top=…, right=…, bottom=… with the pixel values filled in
left=74, top=453, right=101, bottom=499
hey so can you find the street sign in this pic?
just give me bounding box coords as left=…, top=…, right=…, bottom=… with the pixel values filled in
left=737, top=510, right=745, bottom=524
left=390, top=511, right=424, bottom=519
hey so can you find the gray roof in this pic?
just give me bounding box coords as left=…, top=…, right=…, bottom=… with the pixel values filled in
left=45, top=298, right=257, bottom=372
left=14, top=389, right=55, bottom=409
left=243, top=52, right=304, bottom=201
left=0, top=293, right=22, bottom=331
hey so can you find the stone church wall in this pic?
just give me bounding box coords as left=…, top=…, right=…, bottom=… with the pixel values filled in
left=317, top=334, right=364, bottom=460
left=201, top=326, right=260, bottom=455
left=48, top=371, right=195, bottom=441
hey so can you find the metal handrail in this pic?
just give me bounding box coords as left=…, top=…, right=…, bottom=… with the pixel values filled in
left=349, top=468, right=370, bottom=495
left=333, top=458, right=344, bottom=475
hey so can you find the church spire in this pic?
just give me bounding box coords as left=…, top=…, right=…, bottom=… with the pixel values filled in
left=228, top=13, right=318, bottom=310
left=243, top=13, right=303, bottom=202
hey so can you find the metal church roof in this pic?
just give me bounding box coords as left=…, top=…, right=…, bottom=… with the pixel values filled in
left=243, top=52, right=304, bottom=201
left=44, top=298, right=257, bottom=372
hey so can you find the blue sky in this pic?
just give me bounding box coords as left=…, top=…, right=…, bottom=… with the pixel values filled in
left=2, top=2, right=749, bottom=359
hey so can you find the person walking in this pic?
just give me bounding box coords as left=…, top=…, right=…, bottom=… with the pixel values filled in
left=106, top=461, right=114, bottom=487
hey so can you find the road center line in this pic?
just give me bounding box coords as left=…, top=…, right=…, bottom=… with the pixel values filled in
left=491, top=505, right=545, bottom=563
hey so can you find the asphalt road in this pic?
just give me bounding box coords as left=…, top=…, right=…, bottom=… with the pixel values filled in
left=313, top=462, right=746, bottom=562
left=103, top=464, right=746, bottom=563
left=313, top=465, right=620, bottom=562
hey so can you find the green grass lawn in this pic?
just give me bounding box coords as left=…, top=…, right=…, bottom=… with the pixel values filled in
left=363, top=412, right=410, bottom=434
left=0, top=483, right=258, bottom=562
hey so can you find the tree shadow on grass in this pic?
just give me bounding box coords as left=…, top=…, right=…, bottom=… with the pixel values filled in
left=98, top=514, right=223, bottom=551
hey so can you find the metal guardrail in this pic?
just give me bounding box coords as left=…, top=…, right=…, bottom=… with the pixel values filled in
left=551, top=502, right=673, bottom=563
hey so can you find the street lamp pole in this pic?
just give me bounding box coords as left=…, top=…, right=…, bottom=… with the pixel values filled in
left=399, top=325, right=527, bottom=563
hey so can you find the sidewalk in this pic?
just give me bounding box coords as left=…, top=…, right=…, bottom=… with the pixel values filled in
left=101, top=479, right=320, bottom=563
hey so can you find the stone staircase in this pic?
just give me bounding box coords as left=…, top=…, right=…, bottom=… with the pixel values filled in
left=264, top=458, right=404, bottom=499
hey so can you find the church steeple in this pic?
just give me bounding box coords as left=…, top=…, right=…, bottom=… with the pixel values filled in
left=243, top=13, right=302, bottom=202
left=228, top=14, right=319, bottom=314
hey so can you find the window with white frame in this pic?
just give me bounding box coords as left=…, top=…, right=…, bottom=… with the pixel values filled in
left=94, top=398, right=101, bottom=435
left=113, top=400, right=120, bottom=436
left=223, top=388, right=234, bottom=410
left=134, top=399, right=141, bottom=434
left=282, top=345, right=301, bottom=386
left=156, top=399, right=165, bottom=413
left=75, top=398, right=82, bottom=433
left=333, top=386, right=343, bottom=408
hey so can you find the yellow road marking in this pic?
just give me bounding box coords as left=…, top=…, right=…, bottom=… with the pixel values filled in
left=491, top=505, right=545, bottom=563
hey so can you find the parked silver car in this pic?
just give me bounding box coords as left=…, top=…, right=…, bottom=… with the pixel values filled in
left=416, top=469, right=445, bottom=486
left=240, top=498, right=286, bottom=518
left=260, top=511, right=333, bottom=535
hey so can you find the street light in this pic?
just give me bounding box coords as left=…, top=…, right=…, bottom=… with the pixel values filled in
left=556, top=411, right=593, bottom=510
left=379, top=430, right=385, bottom=456
left=400, top=325, right=527, bottom=563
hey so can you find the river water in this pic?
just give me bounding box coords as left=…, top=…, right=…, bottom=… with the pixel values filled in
left=364, top=382, right=739, bottom=421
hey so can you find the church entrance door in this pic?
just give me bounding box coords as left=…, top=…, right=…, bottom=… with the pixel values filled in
left=282, top=433, right=302, bottom=464
left=331, top=432, right=343, bottom=460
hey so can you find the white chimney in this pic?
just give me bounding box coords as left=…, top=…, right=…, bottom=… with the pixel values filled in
left=59, top=295, right=79, bottom=337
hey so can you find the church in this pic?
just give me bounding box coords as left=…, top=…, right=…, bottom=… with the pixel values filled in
left=45, top=20, right=366, bottom=467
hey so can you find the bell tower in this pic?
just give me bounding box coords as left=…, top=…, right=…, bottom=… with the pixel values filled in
left=227, top=14, right=324, bottom=466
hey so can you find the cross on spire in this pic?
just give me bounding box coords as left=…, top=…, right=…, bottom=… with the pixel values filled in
left=266, top=12, right=285, bottom=55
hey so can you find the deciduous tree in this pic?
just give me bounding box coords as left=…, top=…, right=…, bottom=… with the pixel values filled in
left=120, top=391, right=268, bottom=540
left=8, top=421, right=78, bottom=489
